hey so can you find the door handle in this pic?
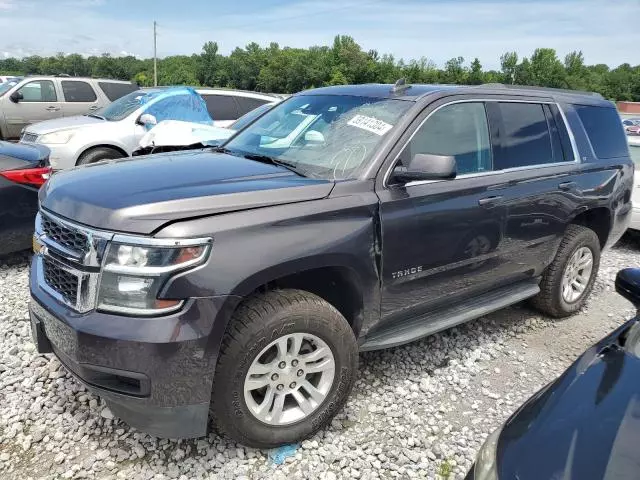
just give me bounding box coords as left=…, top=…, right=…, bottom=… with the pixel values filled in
left=478, top=195, right=503, bottom=206
left=45, top=106, right=60, bottom=111
left=88, top=105, right=99, bottom=111
left=558, top=181, right=577, bottom=191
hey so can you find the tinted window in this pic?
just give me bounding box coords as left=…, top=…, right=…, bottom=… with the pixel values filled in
left=548, top=104, right=574, bottom=161
left=235, top=96, right=271, bottom=115
left=230, top=103, right=274, bottom=130
left=98, top=81, right=137, bottom=101
left=18, top=80, right=57, bottom=102
left=203, top=95, right=239, bottom=121
left=400, top=102, right=492, bottom=175
left=61, top=80, right=97, bottom=102
left=494, top=103, right=554, bottom=169
left=575, top=105, right=629, bottom=159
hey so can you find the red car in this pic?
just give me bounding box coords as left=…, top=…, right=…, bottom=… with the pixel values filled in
left=626, top=124, right=640, bottom=136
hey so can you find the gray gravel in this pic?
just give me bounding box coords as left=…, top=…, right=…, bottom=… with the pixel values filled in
left=1, top=237, right=639, bottom=480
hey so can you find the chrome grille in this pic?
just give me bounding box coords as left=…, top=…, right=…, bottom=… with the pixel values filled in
left=41, top=213, right=88, bottom=256
left=21, top=132, right=38, bottom=143
left=35, top=211, right=112, bottom=313
left=43, top=258, right=79, bottom=306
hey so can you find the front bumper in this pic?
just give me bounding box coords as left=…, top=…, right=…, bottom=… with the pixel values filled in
left=30, top=256, right=241, bottom=438
left=39, top=143, right=78, bottom=170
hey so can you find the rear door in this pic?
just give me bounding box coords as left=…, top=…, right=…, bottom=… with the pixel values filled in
left=3, top=79, right=64, bottom=138
left=486, top=99, right=581, bottom=279
left=202, top=94, right=240, bottom=127
left=60, top=80, right=100, bottom=117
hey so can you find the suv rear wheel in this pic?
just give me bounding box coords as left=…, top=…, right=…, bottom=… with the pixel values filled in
left=210, top=289, right=358, bottom=448
left=531, top=224, right=601, bottom=317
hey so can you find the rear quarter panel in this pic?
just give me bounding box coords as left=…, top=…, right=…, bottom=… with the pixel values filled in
left=562, top=103, right=634, bottom=248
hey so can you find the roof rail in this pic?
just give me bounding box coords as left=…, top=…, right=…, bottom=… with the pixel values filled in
left=479, top=83, right=603, bottom=99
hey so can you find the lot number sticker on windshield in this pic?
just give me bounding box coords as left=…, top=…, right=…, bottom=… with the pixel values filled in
left=347, top=115, right=393, bottom=136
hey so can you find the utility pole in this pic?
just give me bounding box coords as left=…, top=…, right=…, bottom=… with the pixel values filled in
left=153, top=21, right=158, bottom=86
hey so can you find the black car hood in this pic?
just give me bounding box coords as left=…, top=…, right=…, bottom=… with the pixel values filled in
left=497, top=320, right=640, bottom=480
left=40, top=150, right=334, bottom=234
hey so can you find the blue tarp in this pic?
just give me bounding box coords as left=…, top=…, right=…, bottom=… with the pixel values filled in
left=142, top=87, right=212, bottom=128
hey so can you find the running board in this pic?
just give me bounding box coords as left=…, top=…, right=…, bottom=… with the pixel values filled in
left=359, top=280, right=540, bottom=352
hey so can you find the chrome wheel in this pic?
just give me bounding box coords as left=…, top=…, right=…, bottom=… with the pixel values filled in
left=243, top=333, right=335, bottom=425
left=562, top=246, right=594, bottom=303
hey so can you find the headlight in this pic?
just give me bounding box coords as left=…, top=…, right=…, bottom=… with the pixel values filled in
left=38, top=130, right=75, bottom=144
left=473, top=427, right=501, bottom=480
left=98, top=237, right=211, bottom=315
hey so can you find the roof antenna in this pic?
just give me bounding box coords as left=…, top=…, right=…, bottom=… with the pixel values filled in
left=391, top=78, right=411, bottom=93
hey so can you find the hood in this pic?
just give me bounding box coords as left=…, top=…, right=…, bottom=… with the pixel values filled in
left=39, top=150, right=334, bottom=234
left=139, top=120, right=233, bottom=149
left=0, top=140, right=49, bottom=166
left=496, top=319, right=640, bottom=480
left=25, top=115, right=105, bottom=135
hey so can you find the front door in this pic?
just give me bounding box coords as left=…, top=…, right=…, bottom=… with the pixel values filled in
left=4, top=80, right=64, bottom=138
left=377, top=101, right=513, bottom=326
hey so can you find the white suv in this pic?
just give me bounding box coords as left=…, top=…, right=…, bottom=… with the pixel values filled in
left=0, top=76, right=136, bottom=140
left=20, top=87, right=278, bottom=169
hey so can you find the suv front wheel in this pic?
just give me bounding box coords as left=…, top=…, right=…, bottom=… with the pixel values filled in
left=210, top=289, right=358, bottom=448
left=532, top=224, right=601, bottom=317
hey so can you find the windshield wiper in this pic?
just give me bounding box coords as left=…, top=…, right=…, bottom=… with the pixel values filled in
left=213, top=147, right=307, bottom=177
left=213, top=146, right=233, bottom=155
left=240, top=153, right=307, bottom=177
left=85, top=113, right=106, bottom=120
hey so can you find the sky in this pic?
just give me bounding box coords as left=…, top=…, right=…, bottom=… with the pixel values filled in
left=0, top=0, right=639, bottom=69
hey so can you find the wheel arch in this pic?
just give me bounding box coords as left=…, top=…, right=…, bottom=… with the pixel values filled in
left=231, top=261, right=369, bottom=339
left=76, top=144, right=129, bottom=165
left=569, top=207, right=612, bottom=249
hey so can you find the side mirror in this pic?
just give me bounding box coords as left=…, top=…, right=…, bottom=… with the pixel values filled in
left=304, top=130, right=325, bottom=144
left=137, top=113, right=157, bottom=128
left=9, top=91, right=23, bottom=103
left=616, top=268, right=640, bottom=308
left=392, top=153, right=457, bottom=183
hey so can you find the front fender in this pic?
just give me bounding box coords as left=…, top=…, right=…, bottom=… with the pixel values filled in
left=158, top=192, right=381, bottom=334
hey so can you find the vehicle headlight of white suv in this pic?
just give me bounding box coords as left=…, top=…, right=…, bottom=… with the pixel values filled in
left=38, top=130, right=76, bottom=144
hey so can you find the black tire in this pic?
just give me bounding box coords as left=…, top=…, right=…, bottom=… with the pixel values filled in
left=531, top=224, right=601, bottom=318
left=210, top=289, right=358, bottom=448
left=77, top=147, right=125, bottom=165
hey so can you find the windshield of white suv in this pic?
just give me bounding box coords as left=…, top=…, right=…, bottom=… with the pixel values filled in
left=222, top=94, right=411, bottom=180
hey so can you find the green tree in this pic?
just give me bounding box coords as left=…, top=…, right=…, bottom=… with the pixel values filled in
left=0, top=39, right=639, bottom=100
left=443, top=56, right=467, bottom=84
left=528, top=48, right=566, bottom=87
left=198, top=41, right=221, bottom=86
left=500, top=52, right=518, bottom=84
left=468, top=58, right=484, bottom=85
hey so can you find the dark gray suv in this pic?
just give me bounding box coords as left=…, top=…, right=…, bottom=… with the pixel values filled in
left=29, top=82, right=633, bottom=448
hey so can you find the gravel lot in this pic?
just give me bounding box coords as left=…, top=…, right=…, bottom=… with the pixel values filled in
left=1, top=237, right=639, bottom=480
